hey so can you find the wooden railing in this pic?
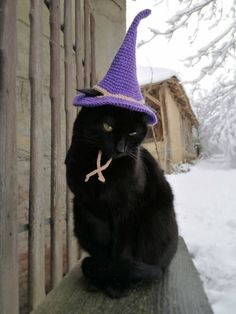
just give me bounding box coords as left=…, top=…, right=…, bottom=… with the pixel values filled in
left=0, top=1, right=96, bottom=313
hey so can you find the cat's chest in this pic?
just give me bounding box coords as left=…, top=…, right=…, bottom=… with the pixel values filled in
left=79, top=156, right=146, bottom=212
left=84, top=179, right=129, bottom=205
left=80, top=179, right=139, bottom=221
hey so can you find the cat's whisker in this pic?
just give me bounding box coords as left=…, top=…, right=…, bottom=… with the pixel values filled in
left=133, top=151, right=150, bottom=174
left=128, top=152, right=149, bottom=174
left=128, top=152, right=138, bottom=161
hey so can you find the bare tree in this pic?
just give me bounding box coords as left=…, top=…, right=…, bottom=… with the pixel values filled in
left=138, top=0, right=236, bottom=83
left=136, top=0, right=236, bottom=166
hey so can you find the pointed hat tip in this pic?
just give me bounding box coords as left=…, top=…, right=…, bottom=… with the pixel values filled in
left=130, top=9, right=151, bottom=30
left=139, top=9, right=152, bottom=18
left=134, top=9, right=151, bottom=21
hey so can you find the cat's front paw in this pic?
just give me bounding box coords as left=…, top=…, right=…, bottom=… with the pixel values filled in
left=104, top=285, right=128, bottom=299
left=81, top=256, right=97, bottom=278
left=84, top=278, right=100, bottom=293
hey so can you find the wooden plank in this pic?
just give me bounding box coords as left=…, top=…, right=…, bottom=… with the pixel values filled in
left=151, top=127, right=161, bottom=162
left=90, top=13, right=96, bottom=86
left=159, top=85, right=171, bottom=173
left=84, top=0, right=90, bottom=88
left=64, top=0, right=78, bottom=272
left=144, top=92, right=161, bottom=108
left=33, top=237, right=213, bottom=314
left=0, top=1, right=19, bottom=313
left=49, top=0, right=63, bottom=288
left=75, top=0, right=83, bottom=89
left=143, top=92, right=161, bottom=120
left=28, top=0, right=45, bottom=310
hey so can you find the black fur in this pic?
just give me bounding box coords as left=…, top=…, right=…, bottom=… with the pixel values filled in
left=65, top=104, right=178, bottom=298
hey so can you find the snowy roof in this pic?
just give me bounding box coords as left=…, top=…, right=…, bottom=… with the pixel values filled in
left=137, top=66, right=178, bottom=86
left=138, top=66, right=198, bottom=127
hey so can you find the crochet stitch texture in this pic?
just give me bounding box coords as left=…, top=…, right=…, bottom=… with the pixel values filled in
left=73, top=9, right=157, bottom=125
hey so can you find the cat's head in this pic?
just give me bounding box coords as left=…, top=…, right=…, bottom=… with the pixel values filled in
left=73, top=104, right=148, bottom=159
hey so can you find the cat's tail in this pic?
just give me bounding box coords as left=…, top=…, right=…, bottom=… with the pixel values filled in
left=81, top=257, right=162, bottom=292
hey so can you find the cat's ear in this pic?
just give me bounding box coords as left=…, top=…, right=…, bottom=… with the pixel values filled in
left=76, top=88, right=102, bottom=97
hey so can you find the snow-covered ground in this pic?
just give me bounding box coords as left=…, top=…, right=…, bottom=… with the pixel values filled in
left=167, top=156, right=236, bottom=314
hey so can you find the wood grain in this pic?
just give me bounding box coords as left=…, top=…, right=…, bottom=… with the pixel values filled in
left=28, top=0, right=46, bottom=310
left=64, top=0, right=78, bottom=271
left=34, top=238, right=213, bottom=314
left=0, top=1, right=19, bottom=313
left=84, top=0, right=90, bottom=88
left=75, top=0, right=83, bottom=90
left=49, top=0, right=63, bottom=288
left=90, top=13, right=96, bottom=86
left=159, top=84, right=171, bottom=173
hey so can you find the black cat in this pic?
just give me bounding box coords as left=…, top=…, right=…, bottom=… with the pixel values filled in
left=65, top=93, right=178, bottom=298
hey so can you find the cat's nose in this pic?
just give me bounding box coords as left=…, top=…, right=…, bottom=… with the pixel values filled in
left=116, top=139, right=126, bottom=154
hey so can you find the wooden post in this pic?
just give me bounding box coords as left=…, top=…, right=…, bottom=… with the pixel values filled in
left=0, top=1, right=19, bottom=313
left=49, top=0, right=63, bottom=288
left=74, top=0, right=82, bottom=256
left=84, top=0, right=90, bottom=88
left=159, top=85, right=171, bottom=173
left=64, top=0, right=78, bottom=272
left=143, top=94, right=160, bottom=162
left=75, top=0, right=83, bottom=90
left=90, top=13, right=96, bottom=86
left=151, top=126, right=161, bottom=162
left=28, top=0, right=45, bottom=310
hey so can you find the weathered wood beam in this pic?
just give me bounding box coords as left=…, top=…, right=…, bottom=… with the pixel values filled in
left=90, top=13, right=96, bottom=86
left=64, top=0, right=78, bottom=272
left=0, top=1, right=19, bottom=313
left=159, top=84, right=171, bottom=173
left=75, top=0, right=83, bottom=89
left=34, top=238, right=213, bottom=314
left=144, top=93, right=161, bottom=120
left=167, top=80, right=199, bottom=128
left=84, top=0, right=90, bottom=88
left=28, top=0, right=45, bottom=310
left=144, top=92, right=161, bottom=108
left=49, top=0, right=63, bottom=288
left=151, top=126, right=161, bottom=162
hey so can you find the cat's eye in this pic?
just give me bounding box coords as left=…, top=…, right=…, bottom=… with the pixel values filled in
left=129, top=131, right=137, bottom=136
left=103, top=122, right=113, bottom=132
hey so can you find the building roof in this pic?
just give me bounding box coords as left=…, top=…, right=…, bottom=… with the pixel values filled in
left=137, top=66, right=178, bottom=85
left=138, top=66, right=198, bottom=127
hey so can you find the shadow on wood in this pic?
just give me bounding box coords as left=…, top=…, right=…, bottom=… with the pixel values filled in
left=33, top=238, right=213, bottom=314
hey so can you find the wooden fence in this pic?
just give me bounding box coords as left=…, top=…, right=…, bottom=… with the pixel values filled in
left=0, top=0, right=96, bottom=313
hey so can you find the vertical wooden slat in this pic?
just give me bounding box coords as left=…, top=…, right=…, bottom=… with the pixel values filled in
left=151, top=126, right=161, bottom=162
left=90, top=13, right=96, bottom=86
left=75, top=0, right=83, bottom=90
left=84, top=0, right=90, bottom=88
left=74, top=0, right=82, bottom=257
left=28, top=0, right=45, bottom=310
left=49, top=0, right=63, bottom=288
left=64, top=0, right=78, bottom=272
left=0, top=1, right=19, bottom=313
left=159, top=84, right=171, bottom=173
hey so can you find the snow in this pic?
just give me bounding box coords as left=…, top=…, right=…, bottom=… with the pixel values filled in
left=137, top=66, right=177, bottom=85
left=167, top=155, right=236, bottom=314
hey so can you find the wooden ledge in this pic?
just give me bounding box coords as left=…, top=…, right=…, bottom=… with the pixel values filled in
left=33, top=238, right=213, bottom=314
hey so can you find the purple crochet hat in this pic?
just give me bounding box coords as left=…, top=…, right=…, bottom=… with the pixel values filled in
left=73, top=9, right=157, bottom=125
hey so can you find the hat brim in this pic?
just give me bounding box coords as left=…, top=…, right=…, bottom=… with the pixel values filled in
left=73, top=95, right=157, bottom=125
